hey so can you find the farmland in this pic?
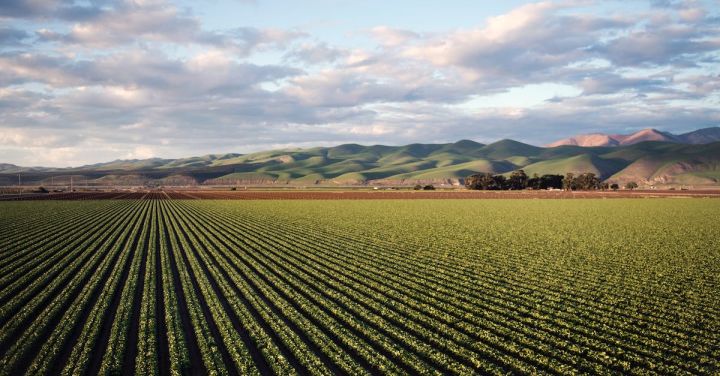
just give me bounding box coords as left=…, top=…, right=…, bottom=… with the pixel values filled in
left=2, top=188, right=720, bottom=201
left=1, top=198, right=719, bottom=375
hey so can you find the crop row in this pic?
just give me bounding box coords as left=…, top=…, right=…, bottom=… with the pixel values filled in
left=0, top=199, right=717, bottom=375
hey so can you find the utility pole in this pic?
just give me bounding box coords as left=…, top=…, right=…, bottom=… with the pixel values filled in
left=70, top=176, right=73, bottom=192
left=18, top=174, right=21, bottom=195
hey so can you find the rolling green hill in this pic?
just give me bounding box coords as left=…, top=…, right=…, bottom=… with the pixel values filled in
left=520, top=154, right=628, bottom=179
left=2, top=139, right=719, bottom=187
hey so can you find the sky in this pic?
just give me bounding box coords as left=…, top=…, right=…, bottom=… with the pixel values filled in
left=1, top=0, right=719, bottom=167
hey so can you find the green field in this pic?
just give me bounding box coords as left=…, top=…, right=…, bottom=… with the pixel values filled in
left=1, top=199, right=719, bottom=375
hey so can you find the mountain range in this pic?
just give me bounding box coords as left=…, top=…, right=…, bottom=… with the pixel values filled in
left=2, top=128, right=720, bottom=187
left=547, top=127, right=720, bottom=147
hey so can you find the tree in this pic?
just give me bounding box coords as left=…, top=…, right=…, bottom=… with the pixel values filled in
left=413, top=184, right=422, bottom=190
left=423, top=184, right=435, bottom=190
left=490, top=175, right=507, bottom=190
left=575, top=173, right=601, bottom=190
left=507, top=170, right=529, bottom=190
left=465, top=173, right=506, bottom=190
left=625, top=181, right=638, bottom=190
left=527, top=173, right=541, bottom=190
left=466, top=173, right=492, bottom=190
left=540, top=174, right=564, bottom=189
left=561, top=172, right=601, bottom=191
left=610, top=183, right=619, bottom=191
left=563, top=173, right=576, bottom=191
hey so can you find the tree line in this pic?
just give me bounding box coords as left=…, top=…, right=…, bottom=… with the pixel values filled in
left=465, top=170, right=637, bottom=191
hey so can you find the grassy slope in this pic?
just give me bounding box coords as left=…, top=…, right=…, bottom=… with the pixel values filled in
left=520, top=154, right=628, bottom=179
left=607, top=142, right=720, bottom=184
left=5, top=140, right=719, bottom=185
left=387, top=159, right=515, bottom=180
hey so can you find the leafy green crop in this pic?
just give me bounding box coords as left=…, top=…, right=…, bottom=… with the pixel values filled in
left=0, top=198, right=718, bottom=375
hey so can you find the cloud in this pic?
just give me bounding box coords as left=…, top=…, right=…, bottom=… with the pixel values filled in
left=370, top=26, right=420, bottom=47
left=593, top=2, right=718, bottom=66
left=281, top=1, right=720, bottom=109
left=284, top=42, right=346, bottom=64
left=594, top=23, right=720, bottom=67
left=1, top=0, right=720, bottom=166
left=402, top=3, right=634, bottom=85
left=283, top=61, right=474, bottom=107
left=0, top=0, right=109, bottom=21
left=578, top=73, right=670, bottom=95
left=0, top=49, right=301, bottom=93
left=0, top=27, right=30, bottom=45
left=125, top=145, right=156, bottom=159
left=27, top=1, right=306, bottom=55
left=0, top=127, right=66, bottom=148
left=228, top=27, right=308, bottom=54
left=676, top=73, right=720, bottom=95
left=57, top=1, right=204, bottom=47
